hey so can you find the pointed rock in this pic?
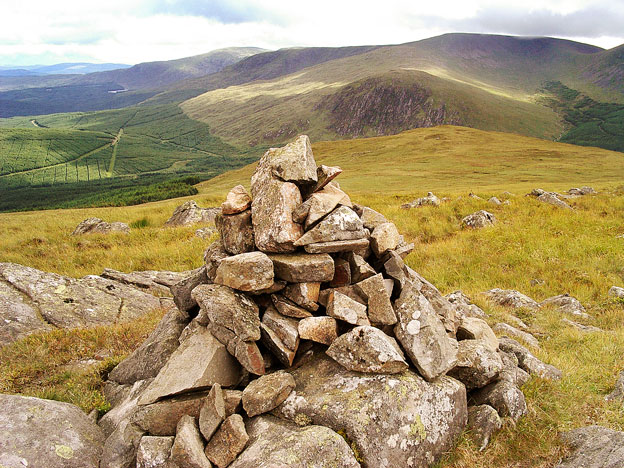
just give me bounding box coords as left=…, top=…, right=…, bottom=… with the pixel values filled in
left=393, top=283, right=458, bottom=381
left=204, top=414, right=249, bottom=468
left=171, top=415, right=213, bottom=468
left=260, top=323, right=297, bottom=367
left=252, top=135, right=317, bottom=186
left=346, top=252, right=376, bottom=283
left=214, top=252, right=274, bottom=292
left=221, top=185, right=252, bottom=215
left=215, top=211, right=255, bottom=255
left=359, top=206, right=388, bottom=230
left=327, top=326, right=408, bottom=374
left=138, top=327, right=242, bottom=405
left=326, top=290, right=369, bottom=326
left=355, top=273, right=397, bottom=325
left=233, top=338, right=266, bottom=376
left=199, top=384, right=226, bottom=442
left=294, top=206, right=366, bottom=246
left=293, top=183, right=352, bottom=229
left=262, top=305, right=300, bottom=350
left=305, top=164, right=342, bottom=195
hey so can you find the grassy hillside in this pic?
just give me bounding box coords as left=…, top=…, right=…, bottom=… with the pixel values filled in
left=0, top=128, right=623, bottom=467
left=0, top=48, right=265, bottom=117
left=0, top=105, right=256, bottom=211
left=178, top=34, right=624, bottom=148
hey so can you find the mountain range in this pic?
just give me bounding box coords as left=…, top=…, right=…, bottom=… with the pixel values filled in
left=0, top=33, right=622, bottom=212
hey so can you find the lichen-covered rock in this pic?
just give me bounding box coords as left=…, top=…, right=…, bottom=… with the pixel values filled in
left=393, top=283, right=458, bottom=381
left=556, top=425, right=624, bottom=468
left=269, top=253, right=334, bottom=283
left=401, top=192, right=440, bottom=209
left=205, top=414, right=249, bottom=468
left=108, top=305, right=188, bottom=385
left=101, top=268, right=192, bottom=296
left=72, top=217, right=130, bottom=235
left=222, top=185, right=252, bottom=215
left=252, top=135, right=317, bottom=186
left=294, top=206, right=366, bottom=246
left=304, top=238, right=370, bottom=254
left=214, top=251, right=274, bottom=292
left=136, top=436, right=176, bottom=468
left=326, top=326, right=408, bottom=374
left=608, top=286, right=624, bottom=299
left=483, top=288, right=540, bottom=310
left=461, top=210, right=496, bottom=229
left=448, top=340, right=503, bottom=389
left=192, top=284, right=260, bottom=341
left=498, top=337, right=562, bottom=380
left=274, top=352, right=467, bottom=468
left=215, top=210, right=255, bottom=255
left=262, top=305, right=300, bottom=350
left=0, top=394, right=105, bottom=468
left=537, top=192, right=572, bottom=210
left=131, top=390, right=209, bottom=436
left=305, top=164, right=342, bottom=195
left=347, top=252, right=376, bottom=283
left=470, top=380, right=527, bottom=421
left=138, top=327, right=242, bottom=405
left=99, top=379, right=152, bottom=437
left=165, top=200, right=220, bottom=227
left=0, top=262, right=161, bottom=330
left=445, top=291, right=487, bottom=319
left=204, top=241, right=229, bottom=281
left=467, top=405, right=502, bottom=451
left=359, top=206, right=388, bottom=230
left=271, top=294, right=313, bottom=318
left=229, top=415, right=361, bottom=468
left=242, top=371, right=296, bottom=417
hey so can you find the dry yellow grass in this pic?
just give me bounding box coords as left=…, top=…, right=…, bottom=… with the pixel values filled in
left=0, top=126, right=623, bottom=467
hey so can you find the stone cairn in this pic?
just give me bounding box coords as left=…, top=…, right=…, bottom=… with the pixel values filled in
left=101, top=135, right=547, bottom=468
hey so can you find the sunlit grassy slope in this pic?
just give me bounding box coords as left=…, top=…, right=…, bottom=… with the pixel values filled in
left=0, top=126, right=623, bottom=467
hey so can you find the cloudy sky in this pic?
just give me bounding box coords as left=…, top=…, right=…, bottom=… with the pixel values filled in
left=2, top=0, right=623, bottom=66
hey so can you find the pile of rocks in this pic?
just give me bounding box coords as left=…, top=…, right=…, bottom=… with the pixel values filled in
left=100, top=135, right=561, bottom=468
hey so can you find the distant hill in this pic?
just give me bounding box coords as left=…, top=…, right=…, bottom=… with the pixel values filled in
left=179, top=33, right=624, bottom=147
left=0, top=48, right=266, bottom=117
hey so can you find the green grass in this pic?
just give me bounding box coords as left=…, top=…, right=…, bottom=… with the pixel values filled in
left=0, top=127, right=623, bottom=467
left=0, top=104, right=257, bottom=211
left=543, top=81, right=624, bottom=152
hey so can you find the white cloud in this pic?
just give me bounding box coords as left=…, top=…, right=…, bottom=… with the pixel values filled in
left=0, top=0, right=622, bottom=66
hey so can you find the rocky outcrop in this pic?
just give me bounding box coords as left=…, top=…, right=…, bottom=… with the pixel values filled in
left=101, top=268, right=195, bottom=296
left=483, top=288, right=540, bottom=310
left=609, top=286, right=624, bottom=299
left=527, top=189, right=573, bottom=209
left=0, top=262, right=162, bottom=346
left=72, top=217, right=130, bottom=235
left=165, top=200, right=220, bottom=227
left=556, top=426, right=624, bottom=468
left=0, top=394, right=105, bottom=468
left=401, top=192, right=441, bottom=209
left=540, top=293, right=590, bottom=319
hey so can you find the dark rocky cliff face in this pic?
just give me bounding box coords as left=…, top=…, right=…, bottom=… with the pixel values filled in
left=320, top=76, right=462, bottom=137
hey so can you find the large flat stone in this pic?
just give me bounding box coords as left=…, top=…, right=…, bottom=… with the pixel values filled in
left=269, top=253, right=334, bottom=283
left=229, top=415, right=361, bottom=468
left=0, top=394, right=105, bottom=468
left=274, top=352, right=467, bottom=468
left=138, top=327, right=242, bottom=405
